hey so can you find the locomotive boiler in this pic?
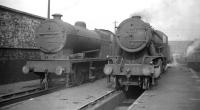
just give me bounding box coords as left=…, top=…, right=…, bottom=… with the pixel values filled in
left=104, top=16, right=171, bottom=90
left=22, top=14, right=113, bottom=88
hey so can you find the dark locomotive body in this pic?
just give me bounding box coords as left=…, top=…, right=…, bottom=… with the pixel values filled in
left=104, top=16, right=170, bottom=90
left=186, top=39, right=200, bottom=72
left=22, top=14, right=113, bottom=88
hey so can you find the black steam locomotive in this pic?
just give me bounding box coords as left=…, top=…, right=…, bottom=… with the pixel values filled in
left=104, top=16, right=171, bottom=90
left=22, top=14, right=114, bottom=88
left=186, top=39, right=200, bottom=72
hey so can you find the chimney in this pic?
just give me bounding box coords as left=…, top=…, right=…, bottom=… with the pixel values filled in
left=52, top=13, right=63, bottom=20
left=131, top=16, right=141, bottom=19
left=75, top=21, right=86, bottom=28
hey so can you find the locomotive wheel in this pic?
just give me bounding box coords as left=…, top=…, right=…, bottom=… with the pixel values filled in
left=158, top=59, right=163, bottom=75
left=107, top=75, right=111, bottom=83
left=106, top=75, right=113, bottom=88
left=124, top=85, right=129, bottom=91
left=74, top=70, right=85, bottom=85
left=162, top=62, right=167, bottom=73
left=138, top=77, right=143, bottom=88
left=65, top=73, right=70, bottom=87
left=142, top=77, right=150, bottom=90
left=72, top=64, right=87, bottom=86
left=154, top=59, right=162, bottom=78
left=96, top=67, right=105, bottom=79
left=151, top=77, right=158, bottom=87
left=154, top=78, right=158, bottom=86
left=151, top=77, right=155, bottom=86
left=113, top=76, right=120, bottom=90
left=35, top=72, right=50, bottom=89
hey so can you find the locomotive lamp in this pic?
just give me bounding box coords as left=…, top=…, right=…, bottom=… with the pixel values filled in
left=106, top=55, right=110, bottom=59
left=104, top=65, right=113, bottom=75
left=22, top=65, right=29, bottom=74
left=55, top=66, right=64, bottom=75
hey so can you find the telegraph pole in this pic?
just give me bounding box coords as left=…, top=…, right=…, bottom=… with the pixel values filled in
left=114, top=21, right=118, bottom=33
left=47, top=0, right=50, bottom=19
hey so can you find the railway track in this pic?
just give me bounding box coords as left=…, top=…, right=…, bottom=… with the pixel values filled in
left=0, top=84, right=65, bottom=107
left=78, top=90, right=116, bottom=110
left=0, top=78, right=144, bottom=110
left=79, top=86, right=144, bottom=110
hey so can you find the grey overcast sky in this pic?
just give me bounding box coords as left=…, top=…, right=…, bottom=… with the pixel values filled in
left=1, top=0, right=200, bottom=41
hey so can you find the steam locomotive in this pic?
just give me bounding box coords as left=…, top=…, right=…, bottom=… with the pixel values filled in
left=186, top=39, right=200, bottom=72
left=104, top=16, right=171, bottom=90
left=22, top=14, right=114, bottom=88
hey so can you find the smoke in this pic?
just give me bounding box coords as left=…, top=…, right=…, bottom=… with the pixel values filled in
left=130, top=10, right=152, bottom=23
left=130, top=0, right=200, bottom=41
left=186, top=39, right=200, bottom=56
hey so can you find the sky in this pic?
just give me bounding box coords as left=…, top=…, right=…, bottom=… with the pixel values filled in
left=0, top=0, right=200, bottom=41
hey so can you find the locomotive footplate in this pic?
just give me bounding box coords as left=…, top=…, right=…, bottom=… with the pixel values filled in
left=23, top=60, right=71, bottom=74
left=107, top=63, right=154, bottom=76
left=105, top=63, right=157, bottom=90
left=23, top=58, right=108, bottom=88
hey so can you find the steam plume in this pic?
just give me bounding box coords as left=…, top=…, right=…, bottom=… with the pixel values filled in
left=186, top=39, right=200, bottom=56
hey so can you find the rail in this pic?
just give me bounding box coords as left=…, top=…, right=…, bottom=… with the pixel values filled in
left=0, top=84, right=65, bottom=107
left=78, top=86, right=144, bottom=110
left=78, top=90, right=116, bottom=110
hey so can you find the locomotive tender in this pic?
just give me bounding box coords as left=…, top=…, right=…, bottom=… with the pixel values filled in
left=22, top=14, right=114, bottom=88
left=104, top=16, right=171, bottom=90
